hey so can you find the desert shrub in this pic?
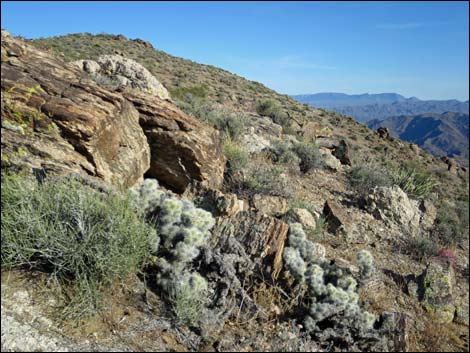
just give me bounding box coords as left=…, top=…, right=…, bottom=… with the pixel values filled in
left=1, top=173, right=154, bottom=319
left=283, top=224, right=387, bottom=349
left=292, top=141, right=324, bottom=173
left=404, top=235, right=438, bottom=261
left=89, top=73, right=122, bottom=89
left=175, top=101, right=246, bottom=142
left=131, top=179, right=214, bottom=327
left=347, top=164, right=392, bottom=196
left=270, top=140, right=301, bottom=171
left=435, top=200, right=469, bottom=246
left=243, top=163, right=293, bottom=198
left=170, top=84, right=208, bottom=102
left=223, top=137, right=250, bottom=173
left=256, top=99, right=290, bottom=129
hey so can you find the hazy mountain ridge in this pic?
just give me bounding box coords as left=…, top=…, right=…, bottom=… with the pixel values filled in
left=292, top=93, right=469, bottom=123
left=367, top=112, right=469, bottom=166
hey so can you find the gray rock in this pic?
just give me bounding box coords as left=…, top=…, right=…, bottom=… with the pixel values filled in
left=72, top=55, right=170, bottom=100
left=422, top=258, right=456, bottom=323
left=252, top=194, right=288, bottom=217
left=365, top=186, right=421, bottom=236
left=319, top=148, right=342, bottom=171
left=286, top=208, right=317, bottom=231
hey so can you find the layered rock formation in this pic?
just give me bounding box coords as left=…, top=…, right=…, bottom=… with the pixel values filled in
left=1, top=30, right=225, bottom=192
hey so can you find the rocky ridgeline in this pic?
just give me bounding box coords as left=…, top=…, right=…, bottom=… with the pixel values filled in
left=1, top=31, right=469, bottom=352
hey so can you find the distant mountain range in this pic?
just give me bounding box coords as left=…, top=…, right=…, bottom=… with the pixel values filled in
left=291, top=92, right=469, bottom=123
left=367, top=112, right=469, bottom=166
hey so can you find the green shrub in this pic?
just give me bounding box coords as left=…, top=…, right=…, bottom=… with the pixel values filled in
left=435, top=200, right=469, bottom=246
left=256, top=100, right=290, bottom=129
left=243, top=163, right=293, bottom=197
left=347, top=164, right=392, bottom=196
left=292, top=141, right=324, bottom=173
left=223, top=137, right=250, bottom=173
left=404, top=235, right=438, bottom=261
left=1, top=173, right=154, bottom=319
left=270, top=140, right=301, bottom=171
left=175, top=101, right=246, bottom=142
left=170, top=84, right=208, bottom=101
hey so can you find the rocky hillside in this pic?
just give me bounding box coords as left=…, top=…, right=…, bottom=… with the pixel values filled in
left=368, top=112, right=470, bottom=167
left=293, top=93, right=469, bottom=123
left=2, top=31, right=469, bottom=352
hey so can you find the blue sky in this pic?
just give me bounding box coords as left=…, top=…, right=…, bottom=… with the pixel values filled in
left=2, top=1, right=469, bottom=100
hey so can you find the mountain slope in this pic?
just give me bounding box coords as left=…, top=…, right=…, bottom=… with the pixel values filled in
left=0, top=32, right=464, bottom=352
left=367, top=112, right=469, bottom=166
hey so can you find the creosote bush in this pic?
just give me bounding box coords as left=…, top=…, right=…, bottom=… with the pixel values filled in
left=403, top=235, right=438, bottom=262
left=1, top=173, right=154, bottom=320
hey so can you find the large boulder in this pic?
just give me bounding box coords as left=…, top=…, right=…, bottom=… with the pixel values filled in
left=71, top=55, right=171, bottom=100
left=323, top=199, right=350, bottom=234
left=1, top=31, right=150, bottom=188
left=421, top=258, right=456, bottom=323
left=123, top=90, right=226, bottom=193
left=365, top=186, right=421, bottom=235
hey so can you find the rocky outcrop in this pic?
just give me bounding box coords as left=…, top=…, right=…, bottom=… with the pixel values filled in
left=240, top=115, right=283, bottom=154
left=251, top=194, right=288, bottom=217
left=441, top=156, right=460, bottom=174
left=365, top=186, right=421, bottom=235
left=316, top=137, right=352, bottom=166
left=71, top=55, right=170, bottom=100
left=377, top=127, right=392, bottom=140
left=210, top=211, right=289, bottom=280
left=319, top=147, right=342, bottom=171
left=184, top=182, right=247, bottom=217
left=1, top=30, right=150, bottom=188
left=123, top=90, right=225, bottom=193
left=1, top=31, right=225, bottom=193
left=422, top=258, right=456, bottom=323
left=323, top=199, right=350, bottom=234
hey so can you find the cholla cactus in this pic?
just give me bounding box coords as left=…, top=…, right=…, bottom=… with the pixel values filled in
left=357, top=249, right=375, bottom=279
left=287, top=222, right=325, bottom=264
left=131, top=179, right=215, bottom=325
left=283, top=222, right=378, bottom=341
left=283, top=247, right=307, bottom=281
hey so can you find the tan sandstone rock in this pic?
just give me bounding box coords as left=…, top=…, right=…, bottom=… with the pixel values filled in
left=1, top=30, right=150, bottom=188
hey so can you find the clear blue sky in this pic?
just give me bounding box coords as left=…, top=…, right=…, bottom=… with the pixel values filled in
left=2, top=1, right=469, bottom=100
